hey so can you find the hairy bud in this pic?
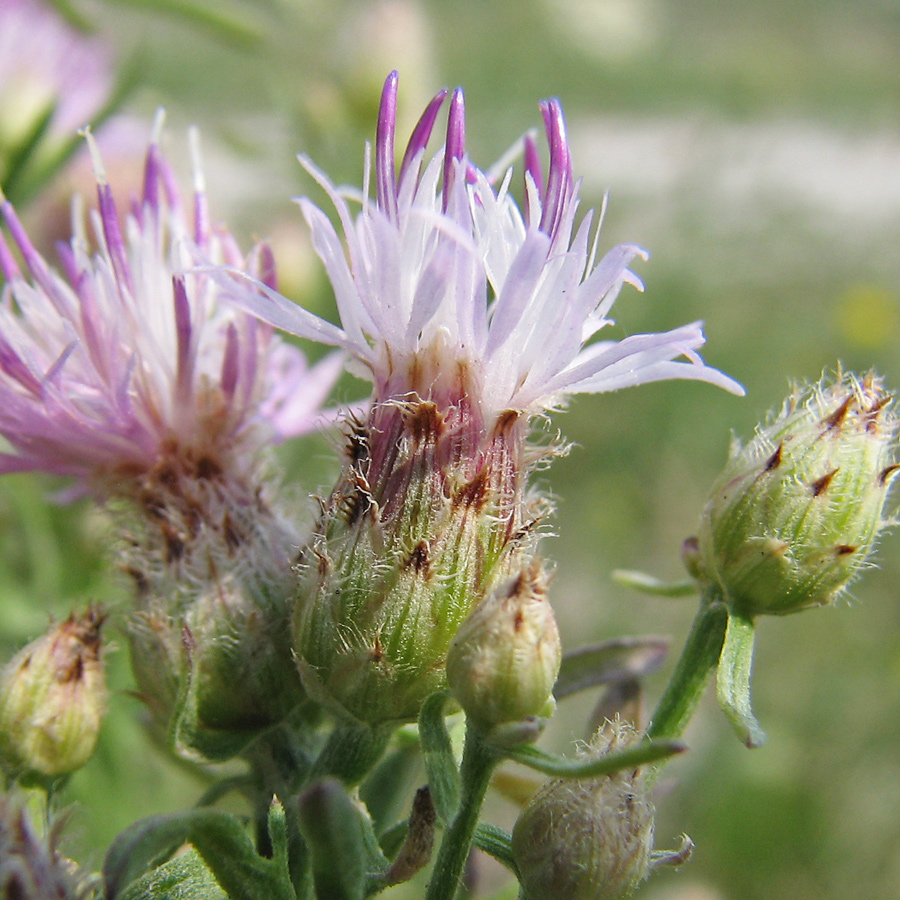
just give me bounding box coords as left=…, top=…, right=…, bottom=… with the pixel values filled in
left=511, top=720, right=656, bottom=900
left=697, top=373, right=898, bottom=616
left=0, top=608, right=106, bottom=781
left=447, top=560, right=560, bottom=738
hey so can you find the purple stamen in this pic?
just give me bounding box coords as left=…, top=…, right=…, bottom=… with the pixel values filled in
left=173, top=276, right=194, bottom=399
left=193, top=185, right=210, bottom=250
left=55, top=241, right=80, bottom=287
left=142, top=141, right=161, bottom=215
left=97, top=182, right=135, bottom=297
left=221, top=321, right=240, bottom=400
left=398, top=87, right=449, bottom=184
left=376, top=71, right=399, bottom=221
left=0, top=335, right=41, bottom=395
left=538, top=99, right=572, bottom=240
left=0, top=228, right=22, bottom=282
left=442, top=88, right=466, bottom=206
left=0, top=197, right=59, bottom=301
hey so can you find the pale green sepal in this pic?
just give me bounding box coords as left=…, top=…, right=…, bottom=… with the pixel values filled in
left=554, top=636, right=670, bottom=700
left=612, top=569, right=699, bottom=597
left=505, top=738, right=685, bottom=779
left=119, top=848, right=226, bottom=900
left=716, top=612, right=766, bottom=748
left=418, top=691, right=460, bottom=824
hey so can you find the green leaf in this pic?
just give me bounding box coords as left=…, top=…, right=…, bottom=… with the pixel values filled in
left=554, top=636, right=670, bottom=700
left=504, top=739, right=684, bottom=779
left=716, top=611, right=766, bottom=748
left=612, top=569, right=700, bottom=597
left=119, top=848, right=226, bottom=900
left=103, top=808, right=295, bottom=900
left=418, top=691, right=460, bottom=824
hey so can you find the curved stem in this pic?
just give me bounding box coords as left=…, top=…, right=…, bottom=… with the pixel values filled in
left=647, top=589, right=728, bottom=742
left=425, top=726, right=497, bottom=900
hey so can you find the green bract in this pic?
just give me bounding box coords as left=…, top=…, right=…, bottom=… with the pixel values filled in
left=294, top=398, right=540, bottom=726
left=697, top=374, right=898, bottom=617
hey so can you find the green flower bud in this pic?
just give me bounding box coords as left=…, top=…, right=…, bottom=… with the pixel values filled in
left=511, top=719, right=656, bottom=900
left=0, top=608, right=106, bottom=781
left=697, top=373, right=898, bottom=617
left=447, top=560, right=560, bottom=738
left=295, top=396, right=542, bottom=726
left=124, top=470, right=306, bottom=762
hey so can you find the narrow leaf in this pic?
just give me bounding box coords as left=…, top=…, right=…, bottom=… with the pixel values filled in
left=103, top=808, right=295, bottom=900
left=505, top=739, right=684, bottom=779
left=555, top=636, right=670, bottom=699
left=612, top=569, right=699, bottom=597
left=717, top=611, right=766, bottom=748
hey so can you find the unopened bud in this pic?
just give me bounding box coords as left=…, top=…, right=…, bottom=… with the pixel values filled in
left=697, top=373, right=898, bottom=616
left=0, top=608, right=106, bottom=781
left=447, top=560, right=560, bottom=738
left=511, top=719, right=656, bottom=900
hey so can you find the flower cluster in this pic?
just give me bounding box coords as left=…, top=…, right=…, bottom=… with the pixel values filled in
left=211, top=72, right=744, bottom=729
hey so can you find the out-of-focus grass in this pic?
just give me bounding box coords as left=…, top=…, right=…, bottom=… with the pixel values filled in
left=2, top=0, right=900, bottom=896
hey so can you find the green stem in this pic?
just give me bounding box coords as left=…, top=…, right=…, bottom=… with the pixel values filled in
left=425, top=727, right=498, bottom=900
left=647, top=590, right=728, bottom=742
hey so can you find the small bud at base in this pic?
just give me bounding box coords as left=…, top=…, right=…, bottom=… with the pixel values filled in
left=512, top=719, right=655, bottom=900
left=0, top=608, right=106, bottom=780
left=447, top=560, right=561, bottom=735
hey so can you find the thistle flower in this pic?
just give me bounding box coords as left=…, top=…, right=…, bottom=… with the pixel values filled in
left=220, top=72, right=741, bottom=725
left=0, top=115, right=337, bottom=491
left=0, top=116, right=343, bottom=759
left=0, top=789, right=87, bottom=900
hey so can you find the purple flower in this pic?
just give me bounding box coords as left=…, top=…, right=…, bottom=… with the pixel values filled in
left=0, top=113, right=340, bottom=494
left=0, top=0, right=113, bottom=142
left=222, top=71, right=742, bottom=424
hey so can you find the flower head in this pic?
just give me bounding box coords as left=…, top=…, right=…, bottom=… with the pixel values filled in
left=0, top=112, right=340, bottom=497
left=225, top=70, right=742, bottom=422
left=259, top=73, right=743, bottom=727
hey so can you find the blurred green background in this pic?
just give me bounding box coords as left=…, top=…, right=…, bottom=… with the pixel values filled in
left=2, top=0, right=900, bottom=897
